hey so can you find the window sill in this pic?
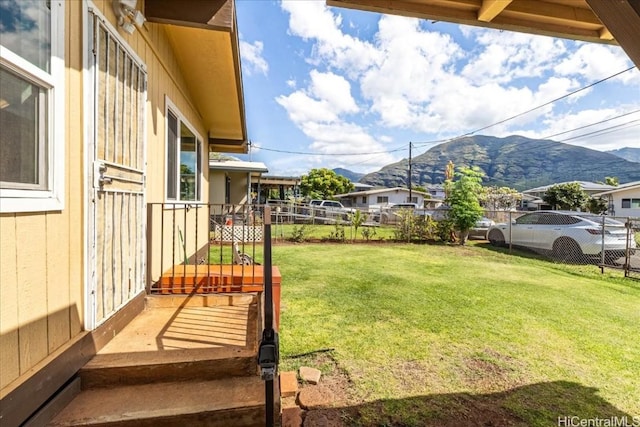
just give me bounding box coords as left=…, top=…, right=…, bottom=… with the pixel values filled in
left=0, top=194, right=65, bottom=213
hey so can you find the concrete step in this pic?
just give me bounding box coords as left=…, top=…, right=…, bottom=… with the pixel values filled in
left=80, top=346, right=258, bottom=388
left=48, top=376, right=273, bottom=427
left=80, top=296, right=260, bottom=388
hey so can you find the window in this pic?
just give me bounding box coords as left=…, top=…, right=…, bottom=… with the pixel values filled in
left=166, top=101, right=203, bottom=202
left=377, top=196, right=389, bottom=203
left=0, top=0, right=65, bottom=212
left=516, top=213, right=541, bottom=225
left=361, top=196, right=367, bottom=204
left=406, top=196, right=417, bottom=203
left=621, top=198, right=640, bottom=209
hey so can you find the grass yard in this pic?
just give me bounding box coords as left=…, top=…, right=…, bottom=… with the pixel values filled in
left=272, top=242, right=640, bottom=426
left=270, top=222, right=397, bottom=242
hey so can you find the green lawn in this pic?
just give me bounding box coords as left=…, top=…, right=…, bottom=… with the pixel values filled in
left=272, top=242, right=640, bottom=426
left=269, top=222, right=398, bottom=242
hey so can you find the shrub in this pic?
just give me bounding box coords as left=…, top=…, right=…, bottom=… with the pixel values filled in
left=361, top=226, right=377, bottom=241
left=289, top=224, right=309, bottom=243
left=326, top=222, right=346, bottom=242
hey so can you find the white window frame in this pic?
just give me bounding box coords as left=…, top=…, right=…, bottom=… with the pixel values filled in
left=0, top=1, right=65, bottom=213
left=164, top=96, right=204, bottom=204
left=621, top=198, right=640, bottom=209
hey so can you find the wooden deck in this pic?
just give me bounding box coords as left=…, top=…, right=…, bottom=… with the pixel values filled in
left=158, top=264, right=282, bottom=328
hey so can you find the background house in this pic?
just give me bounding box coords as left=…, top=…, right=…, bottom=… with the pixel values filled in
left=252, top=175, right=301, bottom=203
left=209, top=159, right=268, bottom=205
left=522, top=181, right=615, bottom=210
left=336, top=187, right=432, bottom=209
left=594, top=182, right=640, bottom=217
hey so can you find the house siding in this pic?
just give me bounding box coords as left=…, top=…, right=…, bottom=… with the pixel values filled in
left=339, top=189, right=427, bottom=209
left=1, top=0, right=212, bottom=395
left=0, top=3, right=83, bottom=391
left=610, top=187, right=640, bottom=217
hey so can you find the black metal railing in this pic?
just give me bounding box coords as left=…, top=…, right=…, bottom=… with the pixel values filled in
left=146, top=203, right=266, bottom=294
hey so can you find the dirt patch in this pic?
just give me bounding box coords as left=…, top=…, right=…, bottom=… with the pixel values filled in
left=462, top=348, right=524, bottom=392
left=282, top=349, right=536, bottom=426
left=281, top=351, right=358, bottom=426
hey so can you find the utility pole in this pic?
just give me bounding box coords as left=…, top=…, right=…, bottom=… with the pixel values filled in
left=408, top=142, right=412, bottom=203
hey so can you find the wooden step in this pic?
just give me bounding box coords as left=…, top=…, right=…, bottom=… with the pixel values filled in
left=79, top=296, right=260, bottom=388
left=80, top=346, right=258, bottom=388
left=48, top=376, right=273, bottom=427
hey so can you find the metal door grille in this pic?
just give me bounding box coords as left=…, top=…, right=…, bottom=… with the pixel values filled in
left=90, top=13, right=147, bottom=325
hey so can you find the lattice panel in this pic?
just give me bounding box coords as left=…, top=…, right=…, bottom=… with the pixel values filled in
left=213, top=225, right=263, bottom=243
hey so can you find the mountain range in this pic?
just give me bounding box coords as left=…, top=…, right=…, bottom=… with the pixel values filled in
left=607, top=147, right=640, bottom=163
left=358, top=135, right=640, bottom=191
left=333, top=167, right=365, bottom=182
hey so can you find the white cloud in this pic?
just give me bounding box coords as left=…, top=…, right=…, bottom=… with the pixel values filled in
left=239, top=40, right=269, bottom=76
left=555, top=43, right=636, bottom=84
left=276, top=91, right=340, bottom=123
left=275, top=67, right=395, bottom=170
left=281, top=0, right=382, bottom=77
left=274, top=0, right=639, bottom=171
left=508, top=107, right=640, bottom=151
left=462, top=30, right=567, bottom=85
left=309, top=70, right=359, bottom=114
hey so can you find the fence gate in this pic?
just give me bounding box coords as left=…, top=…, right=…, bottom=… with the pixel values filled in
left=87, top=12, right=147, bottom=327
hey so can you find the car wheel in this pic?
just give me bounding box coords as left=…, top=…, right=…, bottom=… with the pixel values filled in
left=488, top=229, right=505, bottom=247
left=552, top=237, right=584, bottom=263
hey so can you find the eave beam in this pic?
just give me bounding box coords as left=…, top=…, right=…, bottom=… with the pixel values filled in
left=478, top=0, right=512, bottom=22
left=145, top=0, right=231, bottom=30
left=586, top=0, right=640, bottom=68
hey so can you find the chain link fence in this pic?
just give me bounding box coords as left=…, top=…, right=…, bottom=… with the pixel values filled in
left=263, top=201, right=639, bottom=278
left=625, top=218, right=640, bottom=279
left=485, top=211, right=639, bottom=274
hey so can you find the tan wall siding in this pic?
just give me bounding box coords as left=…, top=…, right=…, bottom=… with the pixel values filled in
left=1, top=0, right=213, bottom=391
left=229, top=172, right=249, bottom=205
left=0, top=2, right=84, bottom=391
left=209, top=172, right=226, bottom=205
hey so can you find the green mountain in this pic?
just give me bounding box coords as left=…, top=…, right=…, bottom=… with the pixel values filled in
left=360, top=135, right=640, bottom=191
left=333, top=168, right=364, bottom=182
left=607, top=147, right=640, bottom=163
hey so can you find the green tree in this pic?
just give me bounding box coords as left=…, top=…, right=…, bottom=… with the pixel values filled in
left=300, top=168, right=354, bottom=200
left=586, top=197, right=608, bottom=214
left=445, top=167, right=485, bottom=245
left=543, top=182, right=589, bottom=210
left=605, top=176, right=619, bottom=186
left=482, top=186, right=522, bottom=211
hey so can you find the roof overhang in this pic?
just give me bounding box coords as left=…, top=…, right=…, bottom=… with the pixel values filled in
left=145, top=0, right=248, bottom=153
left=209, top=160, right=269, bottom=174
left=326, top=0, right=640, bottom=68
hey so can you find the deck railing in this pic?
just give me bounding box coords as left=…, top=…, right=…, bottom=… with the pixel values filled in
left=146, top=203, right=268, bottom=294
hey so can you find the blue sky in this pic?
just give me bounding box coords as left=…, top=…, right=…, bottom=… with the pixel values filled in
left=234, top=0, right=640, bottom=176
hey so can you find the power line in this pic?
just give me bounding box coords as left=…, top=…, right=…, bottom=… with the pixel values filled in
left=542, top=108, right=640, bottom=140
left=252, top=143, right=408, bottom=156
left=458, top=66, right=636, bottom=137
left=557, top=119, right=640, bottom=142
left=410, top=67, right=637, bottom=149
left=251, top=67, right=637, bottom=158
